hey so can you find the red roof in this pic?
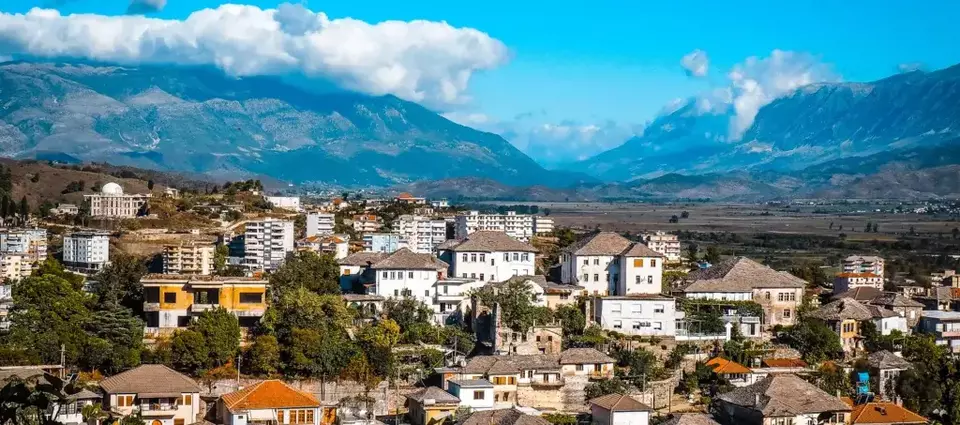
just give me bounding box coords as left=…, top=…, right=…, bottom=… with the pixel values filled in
left=221, top=380, right=320, bottom=412
left=706, top=357, right=752, bottom=374
left=842, top=399, right=927, bottom=424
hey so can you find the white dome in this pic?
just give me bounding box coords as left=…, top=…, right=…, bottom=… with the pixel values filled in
left=101, top=182, right=124, bottom=195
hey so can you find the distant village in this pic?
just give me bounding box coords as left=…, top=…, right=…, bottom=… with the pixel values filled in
left=1, top=180, right=957, bottom=425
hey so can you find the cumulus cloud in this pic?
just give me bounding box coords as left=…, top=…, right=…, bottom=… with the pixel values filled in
left=0, top=4, right=508, bottom=106
left=127, top=0, right=167, bottom=14
left=681, top=49, right=709, bottom=77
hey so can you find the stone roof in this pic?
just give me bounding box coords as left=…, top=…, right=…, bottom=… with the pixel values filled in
left=870, top=293, right=924, bottom=308
left=559, top=348, right=615, bottom=365
left=338, top=252, right=390, bottom=267
left=221, top=380, right=320, bottom=412
left=718, top=374, right=851, bottom=417
left=449, top=379, right=493, bottom=388
left=621, top=243, right=664, bottom=258
left=67, top=388, right=102, bottom=401
left=370, top=248, right=449, bottom=271
left=760, top=358, right=808, bottom=368
left=866, top=305, right=899, bottom=319
left=461, top=355, right=561, bottom=375
left=99, top=364, right=201, bottom=396
left=342, top=294, right=385, bottom=302
left=437, top=239, right=463, bottom=250
left=683, top=257, right=806, bottom=293
left=809, top=298, right=876, bottom=322
left=589, top=394, right=652, bottom=412
left=659, top=414, right=721, bottom=425
left=405, top=386, right=460, bottom=404
left=456, top=408, right=550, bottom=425
left=866, top=350, right=912, bottom=370
left=831, top=287, right=884, bottom=302
left=561, top=232, right=632, bottom=256
left=447, top=231, right=537, bottom=253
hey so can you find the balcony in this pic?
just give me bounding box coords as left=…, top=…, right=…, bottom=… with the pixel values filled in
left=143, top=302, right=161, bottom=312
left=529, top=378, right=565, bottom=388
left=189, top=303, right=218, bottom=313
left=589, top=370, right=614, bottom=380
left=434, top=293, right=463, bottom=303
left=139, top=404, right=177, bottom=416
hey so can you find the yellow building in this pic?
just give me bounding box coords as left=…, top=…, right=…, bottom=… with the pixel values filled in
left=404, top=387, right=460, bottom=425
left=141, top=274, right=268, bottom=336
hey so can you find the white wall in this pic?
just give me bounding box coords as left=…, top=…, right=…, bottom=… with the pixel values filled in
left=448, top=384, right=494, bottom=411
left=589, top=407, right=651, bottom=425
left=375, top=268, right=438, bottom=305
left=566, top=255, right=619, bottom=295
left=684, top=292, right=753, bottom=301
left=595, top=298, right=677, bottom=337
left=875, top=316, right=909, bottom=335
left=619, top=256, right=663, bottom=295
left=452, top=250, right=534, bottom=282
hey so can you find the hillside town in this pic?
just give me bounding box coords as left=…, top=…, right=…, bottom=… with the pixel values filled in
left=1, top=181, right=958, bottom=425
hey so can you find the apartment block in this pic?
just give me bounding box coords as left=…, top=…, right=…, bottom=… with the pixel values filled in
left=535, top=217, right=554, bottom=235
left=454, top=211, right=541, bottom=241
left=141, top=274, right=269, bottom=333
left=843, top=255, right=885, bottom=276
left=63, top=231, right=111, bottom=273
left=0, top=227, right=48, bottom=263
left=443, top=231, right=537, bottom=283
left=305, top=212, right=335, bottom=237
left=163, top=241, right=216, bottom=275
left=641, top=231, right=681, bottom=262
left=243, top=218, right=294, bottom=272
left=0, top=254, right=31, bottom=281
left=352, top=214, right=382, bottom=233
left=833, top=272, right=884, bottom=293
left=363, top=233, right=402, bottom=253
left=395, top=214, right=447, bottom=254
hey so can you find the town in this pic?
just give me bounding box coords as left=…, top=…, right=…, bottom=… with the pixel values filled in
left=0, top=178, right=956, bottom=425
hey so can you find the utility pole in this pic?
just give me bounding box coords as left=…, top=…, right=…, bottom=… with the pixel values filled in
left=236, top=354, right=242, bottom=388
left=60, top=344, right=65, bottom=379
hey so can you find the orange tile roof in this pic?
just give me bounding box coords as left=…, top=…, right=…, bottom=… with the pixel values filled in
left=836, top=273, right=882, bottom=278
left=396, top=192, right=414, bottom=199
left=705, top=357, right=752, bottom=375
left=221, top=380, right=320, bottom=412
left=843, top=399, right=927, bottom=424
left=761, top=358, right=808, bottom=368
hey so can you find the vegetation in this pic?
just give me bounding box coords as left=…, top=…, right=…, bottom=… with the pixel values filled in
left=469, top=279, right=554, bottom=333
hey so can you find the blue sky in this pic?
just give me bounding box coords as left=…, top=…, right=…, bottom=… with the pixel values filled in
left=2, top=0, right=959, bottom=165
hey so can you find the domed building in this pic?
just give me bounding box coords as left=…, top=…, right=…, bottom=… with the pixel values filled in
left=83, top=182, right=152, bottom=218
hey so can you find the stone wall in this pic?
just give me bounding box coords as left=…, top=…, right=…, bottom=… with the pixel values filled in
left=627, top=370, right=681, bottom=410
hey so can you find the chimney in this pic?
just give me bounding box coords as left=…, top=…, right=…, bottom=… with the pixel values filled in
left=754, top=394, right=760, bottom=406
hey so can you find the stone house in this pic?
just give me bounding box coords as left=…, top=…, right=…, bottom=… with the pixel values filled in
left=715, top=374, right=851, bottom=425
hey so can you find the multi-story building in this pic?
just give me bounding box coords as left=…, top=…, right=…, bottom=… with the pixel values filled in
left=369, top=248, right=450, bottom=304
left=352, top=214, right=382, bottom=233
left=431, top=199, right=450, bottom=209
left=0, top=284, right=11, bottom=330
left=593, top=295, right=677, bottom=337
left=809, top=298, right=906, bottom=354
left=50, top=203, right=79, bottom=216
left=918, top=310, right=960, bottom=353
left=843, top=255, right=885, bottom=277
left=395, top=192, right=427, bottom=205
left=535, top=217, right=554, bottom=235
left=833, top=272, right=884, bottom=293
left=363, top=233, right=401, bottom=253
left=99, top=364, right=202, bottom=425
left=715, top=374, right=851, bottom=425
left=141, top=274, right=269, bottom=332
left=243, top=218, right=294, bottom=272
left=297, top=235, right=348, bottom=260
left=454, top=211, right=540, bottom=242
left=443, top=231, right=537, bottom=283
left=395, top=214, right=447, bottom=254
left=641, top=231, right=681, bottom=262
left=265, top=196, right=301, bottom=211
left=0, top=254, right=31, bottom=281
left=559, top=232, right=663, bottom=296
left=305, top=212, right=335, bottom=237
left=682, top=257, right=806, bottom=329
left=63, top=230, right=111, bottom=273
left=163, top=241, right=216, bottom=275
left=84, top=182, right=151, bottom=218
left=0, top=228, right=48, bottom=263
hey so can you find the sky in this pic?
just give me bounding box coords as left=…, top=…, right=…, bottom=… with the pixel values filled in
left=1, top=0, right=959, bottom=167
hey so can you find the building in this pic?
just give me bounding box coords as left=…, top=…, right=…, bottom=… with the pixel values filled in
left=369, top=248, right=450, bottom=309
left=395, top=215, right=447, bottom=254
left=163, top=241, right=216, bottom=275
left=51, top=203, right=79, bottom=216
left=641, top=231, right=682, bottom=263
left=918, top=310, right=960, bottom=353
left=454, top=211, right=539, bottom=242
left=305, top=212, right=335, bottom=237
left=447, top=380, right=494, bottom=411
left=444, top=231, right=537, bottom=283
left=363, top=233, right=402, bottom=253
left=715, top=374, right=851, bottom=425
left=593, top=295, right=677, bottom=337
left=265, top=196, right=301, bottom=212
left=455, top=409, right=549, bottom=425
left=843, top=398, right=927, bottom=425
left=843, top=255, right=885, bottom=277
left=0, top=228, right=48, bottom=263
left=141, top=274, right=268, bottom=333
left=338, top=252, right=390, bottom=292
left=352, top=215, right=382, bottom=233
left=63, top=230, right=111, bottom=273
left=219, top=380, right=321, bottom=425
left=682, top=257, right=806, bottom=328
left=705, top=357, right=753, bottom=387
left=0, top=254, right=30, bottom=281
left=297, top=235, right=348, bottom=260
left=85, top=182, right=151, bottom=218
left=244, top=218, right=294, bottom=272
left=659, top=414, right=721, bottom=425
left=809, top=298, right=906, bottom=354
left=0, top=284, right=11, bottom=330
left=560, top=232, right=664, bottom=296
left=405, top=386, right=461, bottom=425
left=50, top=388, right=101, bottom=425
left=870, top=293, right=925, bottom=327
left=431, top=199, right=450, bottom=209
left=534, top=217, right=554, bottom=235
left=865, top=350, right=912, bottom=400
left=834, top=273, right=884, bottom=293
left=99, top=364, right=202, bottom=425
left=395, top=192, right=427, bottom=205
left=589, top=394, right=653, bottom=425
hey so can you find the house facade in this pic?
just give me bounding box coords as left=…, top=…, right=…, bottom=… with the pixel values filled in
left=641, top=231, right=682, bottom=263
left=162, top=242, right=215, bottom=275
left=395, top=215, right=447, bottom=254
left=445, top=231, right=537, bottom=283
left=141, top=274, right=268, bottom=333
left=244, top=218, right=294, bottom=272
left=843, top=255, right=885, bottom=276
left=834, top=273, right=884, bottom=293
left=454, top=211, right=539, bottom=242
left=715, top=374, right=850, bottom=425
left=219, top=380, right=321, bottom=425
left=560, top=232, right=663, bottom=296
left=99, top=365, right=202, bottom=425
left=593, top=295, right=677, bottom=337
left=63, top=230, right=111, bottom=273
left=84, top=183, right=151, bottom=218
left=589, top=394, right=652, bottom=425
left=918, top=310, right=960, bottom=353
left=305, top=212, right=335, bottom=237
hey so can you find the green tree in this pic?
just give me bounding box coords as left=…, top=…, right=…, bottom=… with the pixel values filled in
left=704, top=245, right=721, bottom=264
left=213, top=244, right=229, bottom=274
left=89, top=254, right=148, bottom=314
left=780, top=319, right=843, bottom=364
left=7, top=275, right=92, bottom=366
left=686, top=243, right=699, bottom=263
left=269, top=251, right=341, bottom=296
left=83, top=302, right=144, bottom=374
left=0, top=372, right=69, bottom=425
left=147, top=180, right=155, bottom=190
left=245, top=335, right=281, bottom=376
left=382, top=297, right=435, bottom=343
left=190, top=307, right=241, bottom=367
left=263, top=288, right=353, bottom=341
left=286, top=328, right=355, bottom=383
left=584, top=377, right=629, bottom=400
left=554, top=304, right=586, bottom=337
left=18, top=196, right=28, bottom=220
left=470, top=279, right=552, bottom=333
left=170, top=329, right=208, bottom=374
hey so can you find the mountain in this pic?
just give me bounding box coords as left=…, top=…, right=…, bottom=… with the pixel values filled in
left=576, top=64, right=960, bottom=182
left=0, top=62, right=590, bottom=188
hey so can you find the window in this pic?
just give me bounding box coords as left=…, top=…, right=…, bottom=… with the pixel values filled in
left=632, top=321, right=641, bottom=330
left=471, top=254, right=477, bottom=262
left=647, top=276, right=653, bottom=284
left=547, top=335, right=553, bottom=341
left=163, top=292, right=176, bottom=303
left=480, top=273, right=485, bottom=281
left=181, top=393, right=194, bottom=406
left=473, top=391, right=484, bottom=400
left=635, top=275, right=641, bottom=284
left=653, top=322, right=662, bottom=330
left=536, top=335, right=541, bottom=342
left=443, top=285, right=449, bottom=294
left=462, top=254, right=467, bottom=262
left=342, top=269, right=351, bottom=276
left=425, top=290, right=430, bottom=297
left=765, top=292, right=771, bottom=300
left=480, top=254, right=486, bottom=262
left=611, top=303, right=622, bottom=313
left=471, top=273, right=476, bottom=278
left=583, top=259, right=588, bottom=265
left=613, top=320, right=622, bottom=329
left=788, top=292, right=797, bottom=301
left=278, top=411, right=285, bottom=424
left=631, top=303, right=642, bottom=313
left=389, top=271, right=396, bottom=279
left=408, top=272, right=414, bottom=279
left=594, top=274, right=599, bottom=282
left=239, top=293, right=263, bottom=304
left=116, top=395, right=134, bottom=407
left=382, top=271, right=388, bottom=278
left=506, top=253, right=511, bottom=262
left=651, top=259, right=656, bottom=267
left=508, top=377, right=516, bottom=385
left=633, top=258, right=643, bottom=267
left=594, top=364, right=602, bottom=372
left=783, top=309, right=792, bottom=319
left=513, top=253, right=519, bottom=261
left=654, top=304, right=665, bottom=313
left=594, top=258, right=599, bottom=265
left=778, top=293, right=784, bottom=302
left=175, top=419, right=184, bottom=425
left=575, top=364, right=583, bottom=371
left=394, top=289, right=399, bottom=296
left=521, top=253, right=529, bottom=261
left=582, top=274, right=588, bottom=282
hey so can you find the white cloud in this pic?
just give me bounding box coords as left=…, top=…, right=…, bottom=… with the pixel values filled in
left=681, top=49, right=709, bottom=77
left=0, top=4, right=508, bottom=107
left=127, top=0, right=167, bottom=14
left=442, top=111, right=491, bottom=126
left=897, top=62, right=924, bottom=73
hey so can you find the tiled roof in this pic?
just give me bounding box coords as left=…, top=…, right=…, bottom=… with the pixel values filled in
left=561, top=232, right=632, bottom=256
left=836, top=273, right=882, bottom=278
left=405, top=386, right=460, bottom=404
left=809, top=298, right=875, bottom=321
left=221, top=380, right=320, bottom=412
left=338, top=252, right=390, bottom=267
left=456, top=408, right=550, bottom=425
left=831, top=287, right=884, bottom=302
left=447, top=231, right=537, bottom=253
left=370, top=248, right=448, bottom=271
left=449, top=379, right=493, bottom=388
left=683, top=257, right=806, bottom=293
left=870, top=293, right=924, bottom=308
left=760, top=358, right=808, bottom=368
left=718, top=374, right=851, bottom=416
left=845, top=399, right=927, bottom=424
left=437, top=239, right=463, bottom=250
left=659, top=414, right=721, bottom=425
left=706, top=357, right=752, bottom=375
left=866, top=350, right=912, bottom=370
left=68, top=388, right=102, bottom=401
left=559, top=348, right=614, bottom=365
left=866, top=305, right=899, bottom=319
left=589, top=394, right=652, bottom=412
left=461, top=355, right=561, bottom=375
left=99, top=364, right=201, bottom=395
left=621, top=243, right=664, bottom=258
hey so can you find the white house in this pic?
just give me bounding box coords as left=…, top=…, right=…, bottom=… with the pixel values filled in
left=843, top=255, right=885, bottom=276
left=50, top=388, right=101, bottom=425
left=560, top=232, right=663, bottom=296
left=444, top=231, right=537, bottom=283
left=265, top=196, right=301, bottom=212
left=395, top=214, right=447, bottom=254
left=99, top=365, right=202, bottom=425
left=337, top=252, right=390, bottom=292
left=593, top=295, right=677, bottom=337
left=219, top=380, right=321, bottom=425
left=447, top=379, right=495, bottom=411
left=641, top=231, right=681, bottom=263
left=63, top=230, right=111, bottom=273
left=305, top=212, right=335, bottom=237
left=589, top=394, right=652, bottom=425
left=834, top=272, right=884, bottom=293
left=370, top=248, right=449, bottom=307
left=454, top=211, right=538, bottom=242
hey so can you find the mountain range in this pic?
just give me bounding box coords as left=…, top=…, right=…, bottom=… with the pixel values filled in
left=0, top=60, right=958, bottom=199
